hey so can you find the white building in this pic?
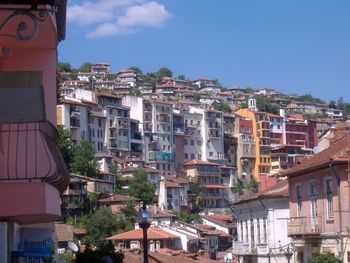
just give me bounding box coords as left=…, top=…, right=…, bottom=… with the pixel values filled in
left=232, top=180, right=293, bottom=263
left=158, top=176, right=190, bottom=213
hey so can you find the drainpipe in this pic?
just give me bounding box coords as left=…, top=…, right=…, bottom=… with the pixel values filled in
left=330, top=162, right=344, bottom=262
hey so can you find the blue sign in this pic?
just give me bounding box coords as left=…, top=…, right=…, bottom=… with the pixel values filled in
left=22, top=228, right=53, bottom=258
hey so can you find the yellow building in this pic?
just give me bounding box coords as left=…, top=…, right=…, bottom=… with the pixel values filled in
left=235, top=109, right=271, bottom=181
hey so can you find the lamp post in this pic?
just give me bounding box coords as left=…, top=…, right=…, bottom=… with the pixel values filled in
left=137, top=203, right=153, bottom=263
left=284, top=245, right=293, bottom=263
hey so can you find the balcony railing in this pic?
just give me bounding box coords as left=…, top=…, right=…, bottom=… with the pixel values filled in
left=287, top=217, right=322, bottom=236
left=148, top=151, right=175, bottom=162
left=0, top=121, right=69, bottom=192
left=232, top=242, right=251, bottom=255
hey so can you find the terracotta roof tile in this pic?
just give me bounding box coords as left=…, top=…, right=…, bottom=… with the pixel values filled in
left=106, top=227, right=180, bottom=241
left=283, top=135, right=350, bottom=177
left=184, top=160, right=221, bottom=166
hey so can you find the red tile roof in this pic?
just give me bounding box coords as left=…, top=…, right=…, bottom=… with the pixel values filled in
left=283, top=135, right=350, bottom=177
left=184, top=160, right=221, bottom=166
left=106, top=227, right=180, bottom=241
left=202, top=185, right=225, bottom=189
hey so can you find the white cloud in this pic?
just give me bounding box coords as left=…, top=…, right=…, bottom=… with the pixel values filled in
left=67, top=0, right=172, bottom=37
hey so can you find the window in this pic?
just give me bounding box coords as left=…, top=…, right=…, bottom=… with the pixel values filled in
left=184, top=139, right=188, bottom=145
left=263, top=218, right=267, bottom=243
left=191, top=140, right=195, bottom=146
left=257, top=219, right=261, bottom=244
left=197, top=140, right=202, bottom=146
left=309, top=181, right=318, bottom=228
left=296, top=185, right=302, bottom=217
left=198, top=154, right=202, bottom=160
left=191, top=153, right=195, bottom=159
left=325, top=178, right=334, bottom=219
left=209, top=152, right=213, bottom=157
left=185, top=153, right=188, bottom=159
left=98, top=119, right=102, bottom=127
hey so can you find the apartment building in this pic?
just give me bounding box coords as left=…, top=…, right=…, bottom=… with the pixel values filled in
left=235, top=109, right=271, bottom=180
left=223, top=113, right=237, bottom=167
left=285, top=117, right=317, bottom=149
left=286, top=135, right=350, bottom=263
left=57, top=99, right=91, bottom=145
left=234, top=115, right=256, bottom=180
left=184, top=160, right=226, bottom=208
left=189, top=107, right=225, bottom=164
left=268, top=113, right=284, bottom=147
left=158, top=176, right=190, bottom=213
left=183, top=110, right=203, bottom=162
left=117, top=69, right=139, bottom=87
left=122, top=96, right=175, bottom=176
left=91, top=62, right=111, bottom=75
left=233, top=180, right=292, bottom=263
left=173, top=112, right=186, bottom=175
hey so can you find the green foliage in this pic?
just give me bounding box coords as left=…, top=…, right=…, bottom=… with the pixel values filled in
left=130, top=87, right=142, bottom=97
left=309, top=253, right=341, bottom=263
left=75, top=242, right=124, bottom=263
left=255, top=95, right=279, bottom=114
left=84, top=208, right=118, bottom=247
left=143, top=72, right=158, bottom=85
left=193, top=93, right=201, bottom=102
left=70, top=140, right=100, bottom=177
left=128, top=169, right=156, bottom=205
left=243, top=87, right=255, bottom=94
left=58, top=62, right=72, bottom=72
left=337, top=97, right=345, bottom=109
left=236, top=178, right=244, bottom=196
left=88, top=192, right=99, bottom=213
left=57, top=252, right=74, bottom=263
left=109, top=164, right=118, bottom=174
left=328, top=100, right=336, bottom=109
left=178, top=212, right=202, bottom=224
left=105, top=74, right=117, bottom=81
left=128, top=66, right=142, bottom=74
left=298, top=94, right=325, bottom=104
left=79, top=62, right=92, bottom=72
left=156, top=67, right=173, bottom=79
left=212, top=102, right=232, bottom=112
left=57, top=126, right=72, bottom=168
left=246, top=177, right=259, bottom=194
left=177, top=74, right=186, bottom=80
left=212, top=79, right=220, bottom=85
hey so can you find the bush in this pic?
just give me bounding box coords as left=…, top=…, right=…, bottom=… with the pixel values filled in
left=75, top=242, right=124, bottom=263
left=309, top=253, right=341, bottom=263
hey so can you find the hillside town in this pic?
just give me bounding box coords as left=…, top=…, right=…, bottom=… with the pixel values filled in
left=55, top=62, right=350, bottom=262
left=0, top=1, right=349, bottom=263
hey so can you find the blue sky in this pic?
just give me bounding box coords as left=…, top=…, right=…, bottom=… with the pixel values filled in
left=59, top=0, right=350, bottom=102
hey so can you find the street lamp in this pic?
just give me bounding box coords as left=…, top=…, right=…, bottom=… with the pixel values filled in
left=137, top=203, right=153, bottom=263
left=283, top=245, right=293, bottom=263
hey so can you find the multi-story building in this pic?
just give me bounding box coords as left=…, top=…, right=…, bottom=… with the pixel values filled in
left=286, top=134, right=350, bottom=263
left=173, top=112, right=186, bottom=175
left=158, top=176, right=190, bottom=213
left=57, top=99, right=91, bottom=145
left=268, top=113, right=284, bottom=147
left=223, top=113, right=237, bottom=167
left=122, top=96, right=175, bottom=176
left=91, top=62, right=111, bottom=75
left=183, top=110, right=203, bottom=162
left=234, top=115, right=256, bottom=180
left=117, top=69, right=139, bottom=87
left=285, top=117, right=317, bottom=149
left=184, top=160, right=227, bottom=208
left=0, top=2, right=69, bottom=261
left=235, top=109, right=271, bottom=181
left=189, top=107, right=225, bottom=164
left=233, top=179, right=292, bottom=263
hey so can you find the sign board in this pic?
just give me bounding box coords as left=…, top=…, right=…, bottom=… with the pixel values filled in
left=22, top=228, right=53, bottom=258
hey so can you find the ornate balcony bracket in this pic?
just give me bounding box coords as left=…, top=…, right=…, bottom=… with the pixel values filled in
left=0, top=9, right=49, bottom=59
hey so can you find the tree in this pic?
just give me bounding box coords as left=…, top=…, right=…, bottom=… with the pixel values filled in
left=70, top=140, right=100, bottom=176
left=246, top=177, right=259, bottom=194
left=177, top=74, right=186, bottom=80
left=143, top=72, right=158, bottom=85
left=76, top=241, right=124, bottom=263
left=309, top=253, right=341, bottom=263
left=57, top=126, right=72, bottom=168
left=212, top=102, right=232, bottom=112
left=84, top=208, right=118, bottom=247
left=337, top=97, right=345, bottom=110
left=58, top=62, right=72, bottom=72
left=178, top=212, right=202, bottom=223
left=212, top=79, right=220, bottom=85
left=128, top=66, right=142, bottom=75
left=298, top=94, right=325, bottom=104
left=255, top=95, right=279, bottom=114
left=128, top=169, right=156, bottom=205
left=156, top=67, right=173, bottom=80
left=236, top=178, right=244, bottom=196
left=79, top=62, right=92, bottom=72
left=328, top=100, right=336, bottom=109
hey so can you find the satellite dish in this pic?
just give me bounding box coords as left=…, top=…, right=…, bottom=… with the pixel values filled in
left=68, top=241, right=79, bottom=252
left=313, top=146, right=322, bottom=154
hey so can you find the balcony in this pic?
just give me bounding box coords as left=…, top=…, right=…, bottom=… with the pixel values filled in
left=232, top=242, right=251, bottom=255
left=287, top=217, right=321, bottom=236
left=0, top=121, right=69, bottom=191
left=208, top=133, right=221, bottom=139
left=70, top=119, right=80, bottom=128
left=148, top=151, right=175, bottom=162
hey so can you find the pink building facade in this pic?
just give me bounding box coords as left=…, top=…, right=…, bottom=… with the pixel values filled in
left=0, top=1, right=69, bottom=261
left=287, top=135, right=350, bottom=263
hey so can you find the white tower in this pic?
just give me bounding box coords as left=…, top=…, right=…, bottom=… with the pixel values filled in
left=248, top=96, right=257, bottom=111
